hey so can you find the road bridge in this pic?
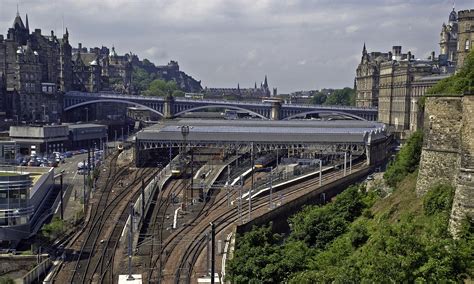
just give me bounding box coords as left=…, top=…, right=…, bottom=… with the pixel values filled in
left=63, top=91, right=378, bottom=121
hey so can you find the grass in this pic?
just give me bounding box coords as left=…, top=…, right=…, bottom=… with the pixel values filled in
left=371, top=171, right=423, bottom=223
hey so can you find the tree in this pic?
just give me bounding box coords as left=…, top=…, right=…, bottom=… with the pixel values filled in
left=310, top=92, right=327, bottom=105
left=144, top=79, right=179, bottom=97
left=384, top=131, right=423, bottom=187
left=324, top=87, right=355, bottom=106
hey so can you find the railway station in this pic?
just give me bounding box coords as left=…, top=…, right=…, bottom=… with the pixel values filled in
left=135, top=118, right=391, bottom=167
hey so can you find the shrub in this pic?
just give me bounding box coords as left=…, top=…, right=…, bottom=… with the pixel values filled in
left=423, top=184, right=454, bottom=216
left=384, top=131, right=423, bottom=187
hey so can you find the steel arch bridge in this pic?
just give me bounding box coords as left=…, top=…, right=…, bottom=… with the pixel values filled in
left=63, top=91, right=378, bottom=121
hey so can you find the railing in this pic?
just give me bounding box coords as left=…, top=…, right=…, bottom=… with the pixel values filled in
left=22, top=258, right=52, bottom=284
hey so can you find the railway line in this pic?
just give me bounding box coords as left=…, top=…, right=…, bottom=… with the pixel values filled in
left=53, top=152, right=157, bottom=283
left=166, top=161, right=367, bottom=283
left=136, top=179, right=185, bottom=281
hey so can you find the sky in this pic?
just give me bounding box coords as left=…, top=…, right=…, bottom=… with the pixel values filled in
left=0, top=0, right=471, bottom=93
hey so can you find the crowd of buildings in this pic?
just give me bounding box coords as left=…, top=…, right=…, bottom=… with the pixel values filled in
left=0, top=11, right=202, bottom=123
left=202, top=75, right=274, bottom=100
left=355, top=8, right=474, bottom=138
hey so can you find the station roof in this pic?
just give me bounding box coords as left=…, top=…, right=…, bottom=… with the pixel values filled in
left=137, top=119, right=388, bottom=145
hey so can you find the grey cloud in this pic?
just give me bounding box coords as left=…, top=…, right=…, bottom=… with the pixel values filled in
left=0, top=0, right=471, bottom=93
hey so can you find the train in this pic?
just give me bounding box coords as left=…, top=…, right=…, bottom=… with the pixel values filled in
left=254, top=153, right=277, bottom=170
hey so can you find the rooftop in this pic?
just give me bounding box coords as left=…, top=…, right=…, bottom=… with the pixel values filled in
left=137, top=119, right=387, bottom=145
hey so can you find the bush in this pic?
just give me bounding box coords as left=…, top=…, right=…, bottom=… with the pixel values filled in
left=41, top=217, right=66, bottom=240
left=384, top=131, right=423, bottom=187
left=423, top=184, right=454, bottom=216
left=349, top=220, right=369, bottom=248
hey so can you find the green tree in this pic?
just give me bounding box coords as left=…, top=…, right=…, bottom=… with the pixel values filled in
left=310, top=92, right=327, bottom=105
left=41, top=217, right=66, bottom=240
left=226, top=225, right=285, bottom=283
left=324, top=87, right=355, bottom=106
left=144, top=79, right=179, bottom=97
left=423, top=184, right=454, bottom=216
left=384, top=131, right=423, bottom=187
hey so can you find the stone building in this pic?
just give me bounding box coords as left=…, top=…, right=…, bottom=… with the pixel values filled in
left=71, top=44, right=135, bottom=94
left=378, top=46, right=439, bottom=137
left=440, top=8, right=459, bottom=66
left=355, top=7, right=464, bottom=138
left=72, top=48, right=102, bottom=93
left=354, top=44, right=391, bottom=107
left=457, top=9, right=474, bottom=69
left=0, top=12, right=71, bottom=121
left=203, top=75, right=271, bottom=100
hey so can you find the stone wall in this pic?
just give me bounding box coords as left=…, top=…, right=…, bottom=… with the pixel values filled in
left=416, top=96, right=462, bottom=195
left=416, top=93, right=474, bottom=236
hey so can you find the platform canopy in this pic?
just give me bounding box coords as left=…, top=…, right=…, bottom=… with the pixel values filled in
left=135, top=119, right=388, bottom=154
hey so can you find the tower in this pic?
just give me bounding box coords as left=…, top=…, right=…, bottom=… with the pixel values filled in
left=457, top=9, right=474, bottom=69
left=440, top=7, right=458, bottom=64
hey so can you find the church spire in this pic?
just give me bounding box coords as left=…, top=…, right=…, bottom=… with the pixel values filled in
left=264, top=75, right=268, bottom=88
left=16, top=4, right=19, bottom=17
left=25, top=14, right=29, bottom=32
left=362, top=42, right=367, bottom=55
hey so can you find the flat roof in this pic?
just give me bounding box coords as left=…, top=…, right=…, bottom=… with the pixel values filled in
left=67, top=123, right=107, bottom=129
left=137, top=119, right=387, bottom=145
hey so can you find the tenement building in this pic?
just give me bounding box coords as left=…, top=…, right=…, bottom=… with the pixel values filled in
left=0, top=12, right=71, bottom=121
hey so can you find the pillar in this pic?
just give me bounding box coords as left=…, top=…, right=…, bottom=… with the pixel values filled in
left=270, top=101, right=281, bottom=120
left=163, top=94, right=174, bottom=119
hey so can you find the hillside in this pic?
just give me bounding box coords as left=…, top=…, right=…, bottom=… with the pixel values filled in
left=227, top=132, right=474, bottom=283
left=132, top=59, right=202, bottom=94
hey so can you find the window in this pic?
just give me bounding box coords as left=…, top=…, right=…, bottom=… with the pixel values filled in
left=466, top=39, right=470, bottom=51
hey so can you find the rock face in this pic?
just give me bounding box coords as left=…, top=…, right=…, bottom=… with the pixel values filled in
left=416, top=93, right=474, bottom=236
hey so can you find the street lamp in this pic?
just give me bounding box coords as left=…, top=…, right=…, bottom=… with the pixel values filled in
left=180, top=125, right=190, bottom=206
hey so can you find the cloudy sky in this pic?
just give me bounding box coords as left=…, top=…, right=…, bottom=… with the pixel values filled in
left=0, top=0, right=471, bottom=93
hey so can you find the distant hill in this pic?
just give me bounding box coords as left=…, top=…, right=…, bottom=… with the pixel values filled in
left=132, top=59, right=202, bottom=94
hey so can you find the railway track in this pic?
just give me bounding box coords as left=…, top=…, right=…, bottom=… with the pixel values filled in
left=170, top=161, right=367, bottom=283
left=92, top=167, right=157, bottom=283
left=56, top=152, right=156, bottom=284
left=138, top=179, right=185, bottom=282
left=154, top=168, right=266, bottom=283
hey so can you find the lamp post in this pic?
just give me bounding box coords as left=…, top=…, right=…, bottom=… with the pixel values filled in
left=268, top=168, right=273, bottom=209
left=180, top=125, right=190, bottom=207
left=85, top=107, right=89, bottom=123
left=59, top=170, right=65, bottom=220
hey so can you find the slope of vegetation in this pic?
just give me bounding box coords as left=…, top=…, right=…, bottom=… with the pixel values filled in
left=227, top=132, right=474, bottom=283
